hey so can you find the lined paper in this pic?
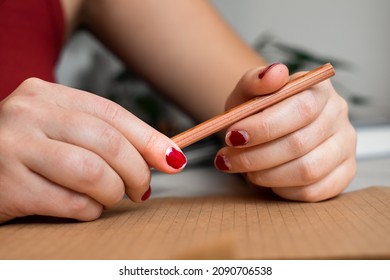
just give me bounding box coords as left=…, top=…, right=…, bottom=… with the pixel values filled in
left=0, top=187, right=389, bottom=259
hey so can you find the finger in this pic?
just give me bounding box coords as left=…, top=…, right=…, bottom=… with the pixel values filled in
left=271, top=158, right=357, bottom=202
left=225, top=80, right=334, bottom=147
left=23, top=138, right=126, bottom=207
left=19, top=78, right=187, bottom=174
left=4, top=163, right=103, bottom=221
left=215, top=112, right=335, bottom=173
left=225, top=63, right=290, bottom=109
left=38, top=106, right=152, bottom=203
left=217, top=100, right=339, bottom=173
left=245, top=128, right=356, bottom=188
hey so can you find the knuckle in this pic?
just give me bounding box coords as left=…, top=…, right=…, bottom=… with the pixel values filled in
left=338, top=124, right=357, bottom=156
left=16, top=78, right=48, bottom=98
left=20, top=77, right=43, bottom=87
left=67, top=152, right=125, bottom=208
left=236, top=152, right=254, bottom=171
left=246, top=172, right=264, bottom=187
left=142, top=129, right=163, bottom=154
left=295, top=186, right=322, bottom=202
left=257, top=118, right=272, bottom=140
left=103, top=100, right=122, bottom=123
left=66, top=194, right=103, bottom=221
left=349, top=126, right=357, bottom=149
left=105, top=179, right=125, bottom=208
left=0, top=78, right=48, bottom=118
left=0, top=95, right=31, bottom=117
left=285, top=132, right=307, bottom=156
left=297, top=157, right=323, bottom=184
left=17, top=77, right=44, bottom=92
left=67, top=194, right=91, bottom=215
left=100, top=125, right=123, bottom=157
left=83, top=207, right=103, bottom=221
left=296, top=92, right=319, bottom=122
left=77, top=154, right=106, bottom=184
left=337, top=95, right=350, bottom=117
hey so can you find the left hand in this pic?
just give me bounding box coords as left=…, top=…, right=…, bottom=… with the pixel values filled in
left=214, top=63, right=357, bottom=202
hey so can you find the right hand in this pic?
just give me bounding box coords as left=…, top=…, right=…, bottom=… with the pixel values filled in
left=0, top=78, right=187, bottom=224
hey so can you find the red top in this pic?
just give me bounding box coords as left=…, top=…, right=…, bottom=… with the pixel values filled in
left=0, top=0, right=64, bottom=101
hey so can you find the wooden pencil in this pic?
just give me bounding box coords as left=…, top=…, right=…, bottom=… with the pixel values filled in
left=172, top=63, right=335, bottom=149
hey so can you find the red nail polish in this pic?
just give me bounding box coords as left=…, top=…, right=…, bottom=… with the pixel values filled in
left=141, top=186, right=152, bottom=201
left=166, top=147, right=187, bottom=169
left=215, top=155, right=230, bottom=171
left=227, top=130, right=248, bottom=146
left=258, top=62, right=280, bottom=79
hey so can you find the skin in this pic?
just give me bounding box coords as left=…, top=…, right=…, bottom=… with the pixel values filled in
left=0, top=0, right=356, bottom=223
left=222, top=68, right=356, bottom=201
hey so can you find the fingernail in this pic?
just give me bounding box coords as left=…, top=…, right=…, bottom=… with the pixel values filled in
left=215, top=155, right=230, bottom=171
left=166, top=147, right=187, bottom=169
left=141, top=186, right=152, bottom=201
left=258, top=62, right=280, bottom=79
left=226, top=130, right=249, bottom=146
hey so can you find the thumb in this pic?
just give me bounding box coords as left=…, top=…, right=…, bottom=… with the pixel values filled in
left=225, top=62, right=290, bottom=110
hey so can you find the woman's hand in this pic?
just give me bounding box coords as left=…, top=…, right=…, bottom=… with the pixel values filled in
left=0, top=78, right=186, bottom=224
left=215, top=63, right=357, bottom=201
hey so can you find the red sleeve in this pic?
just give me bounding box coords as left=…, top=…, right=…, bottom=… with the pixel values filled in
left=0, top=0, right=65, bottom=101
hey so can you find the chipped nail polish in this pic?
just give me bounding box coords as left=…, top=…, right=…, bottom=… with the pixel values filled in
left=227, top=130, right=248, bottom=146
left=258, top=62, right=280, bottom=79
left=141, top=186, right=152, bottom=201
left=215, top=155, right=230, bottom=171
left=166, top=147, right=187, bottom=169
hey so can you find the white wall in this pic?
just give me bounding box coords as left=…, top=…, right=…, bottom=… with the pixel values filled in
left=210, top=0, right=390, bottom=124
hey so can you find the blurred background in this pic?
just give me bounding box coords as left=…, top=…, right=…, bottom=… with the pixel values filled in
left=56, top=0, right=390, bottom=191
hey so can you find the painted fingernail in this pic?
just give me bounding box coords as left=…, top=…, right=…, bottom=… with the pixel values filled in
left=141, top=186, right=152, bottom=201
left=258, top=62, right=280, bottom=79
left=215, top=155, right=230, bottom=171
left=226, top=130, right=249, bottom=146
left=166, top=147, right=187, bottom=169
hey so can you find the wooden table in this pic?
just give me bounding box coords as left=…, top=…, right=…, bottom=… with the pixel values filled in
left=1, top=186, right=389, bottom=260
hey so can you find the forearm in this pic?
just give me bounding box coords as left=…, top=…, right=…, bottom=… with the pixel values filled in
left=83, top=0, right=266, bottom=121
